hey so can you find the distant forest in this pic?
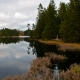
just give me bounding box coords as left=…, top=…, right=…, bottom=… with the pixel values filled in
left=0, top=28, right=19, bottom=37
left=27, top=0, right=80, bottom=43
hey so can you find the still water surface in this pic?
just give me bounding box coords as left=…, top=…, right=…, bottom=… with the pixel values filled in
left=0, top=38, right=80, bottom=79
left=0, top=38, right=36, bottom=79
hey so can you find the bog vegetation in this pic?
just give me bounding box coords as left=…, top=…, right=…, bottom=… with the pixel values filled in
left=2, top=53, right=80, bottom=80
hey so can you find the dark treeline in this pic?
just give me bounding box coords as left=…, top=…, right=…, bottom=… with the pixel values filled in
left=31, top=0, right=80, bottom=43
left=0, top=38, right=20, bottom=44
left=0, top=38, right=30, bottom=44
left=24, top=23, right=35, bottom=37
left=0, top=28, right=19, bottom=37
left=24, top=30, right=33, bottom=36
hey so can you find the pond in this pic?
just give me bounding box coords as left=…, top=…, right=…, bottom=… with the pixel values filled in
left=0, top=37, right=80, bottom=79
left=0, top=38, right=36, bottom=79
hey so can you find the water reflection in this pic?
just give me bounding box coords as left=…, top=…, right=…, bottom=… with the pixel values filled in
left=0, top=37, right=30, bottom=44
left=53, top=64, right=59, bottom=80
left=32, top=41, right=80, bottom=71
left=0, top=38, right=36, bottom=79
left=33, top=41, right=58, bottom=57
left=0, top=38, right=80, bottom=79
left=0, top=38, right=20, bottom=44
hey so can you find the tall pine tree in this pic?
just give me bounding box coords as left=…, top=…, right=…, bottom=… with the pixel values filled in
left=60, top=0, right=80, bottom=42
left=42, top=0, right=58, bottom=40
left=35, top=3, right=46, bottom=39
left=58, top=2, right=69, bottom=38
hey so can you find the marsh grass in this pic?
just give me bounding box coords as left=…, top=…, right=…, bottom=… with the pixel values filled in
left=38, top=39, right=80, bottom=51
left=45, top=53, right=67, bottom=62
left=2, top=53, right=80, bottom=80
left=60, top=63, right=80, bottom=80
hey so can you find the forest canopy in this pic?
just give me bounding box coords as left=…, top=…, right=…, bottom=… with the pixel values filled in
left=31, top=0, right=80, bottom=43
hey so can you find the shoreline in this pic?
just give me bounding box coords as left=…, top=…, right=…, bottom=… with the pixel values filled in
left=34, top=39, right=80, bottom=51
left=0, top=36, right=30, bottom=38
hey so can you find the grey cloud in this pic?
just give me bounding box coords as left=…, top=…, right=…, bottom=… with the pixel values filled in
left=0, top=0, right=69, bottom=30
left=0, top=0, right=19, bottom=3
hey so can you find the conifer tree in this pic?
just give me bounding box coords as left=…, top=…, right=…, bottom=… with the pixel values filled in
left=58, top=2, right=68, bottom=23
left=42, top=0, right=58, bottom=40
left=60, top=0, right=80, bottom=42
left=35, top=3, right=46, bottom=39
left=58, top=2, right=69, bottom=38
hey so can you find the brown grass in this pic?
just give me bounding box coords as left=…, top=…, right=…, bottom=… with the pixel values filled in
left=3, top=63, right=80, bottom=80
left=60, top=63, right=80, bottom=80
left=2, top=53, right=67, bottom=80
left=45, top=52, right=68, bottom=62
left=2, top=53, right=80, bottom=80
left=38, top=39, right=80, bottom=51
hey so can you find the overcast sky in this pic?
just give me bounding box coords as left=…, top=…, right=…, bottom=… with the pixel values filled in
left=0, top=0, right=69, bottom=31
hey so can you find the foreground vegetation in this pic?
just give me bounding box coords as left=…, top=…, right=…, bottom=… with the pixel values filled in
left=3, top=63, right=80, bottom=80
left=60, top=64, right=80, bottom=80
left=3, top=53, right=80, bottom=80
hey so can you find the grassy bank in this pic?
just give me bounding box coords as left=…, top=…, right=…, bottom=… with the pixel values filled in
left=36, top=39, right=80, bottom=51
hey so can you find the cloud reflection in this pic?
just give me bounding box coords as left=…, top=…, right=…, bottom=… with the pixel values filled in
left=0, top=41, right=36, bottom=79
left=0, top=41, right=32, bottom=58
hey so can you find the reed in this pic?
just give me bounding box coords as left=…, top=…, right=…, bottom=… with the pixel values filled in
left=38, top=39, right=80, bottom=51
left=45, top=52, right=67, bottom=61
left=3, top=53, right=80, bottom=80
left=60, top=63, right=80, bottom=80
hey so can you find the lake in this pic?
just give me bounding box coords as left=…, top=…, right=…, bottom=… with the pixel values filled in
left=0, top=37, right=80, bottom=79
left=0, top=37, right=36, bottom=79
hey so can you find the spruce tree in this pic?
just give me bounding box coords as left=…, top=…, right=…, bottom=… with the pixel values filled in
left=42, top=0, right=58, bottom=40
left=58, top=2, right=69, bottom=39
left=35, top=3, right=46, bottom=39
left=60, top=0, right=80, bottom=42
left=58, top=2, right=68, bottom=23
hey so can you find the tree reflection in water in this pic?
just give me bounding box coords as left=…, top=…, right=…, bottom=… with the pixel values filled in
left=27, top=41, right=37, bottom=55
left=27, top=46, right=31, bottom=54
left=53, top=64, right=59, bottom=80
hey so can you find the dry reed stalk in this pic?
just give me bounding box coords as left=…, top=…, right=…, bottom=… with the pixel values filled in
left=3, top=53, right=66, bottom=80
left=45, top=52, right=68, bottom=62
left=38, top=39, right=80, bottom=51
left=60, top=64, right=80, bottom=80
